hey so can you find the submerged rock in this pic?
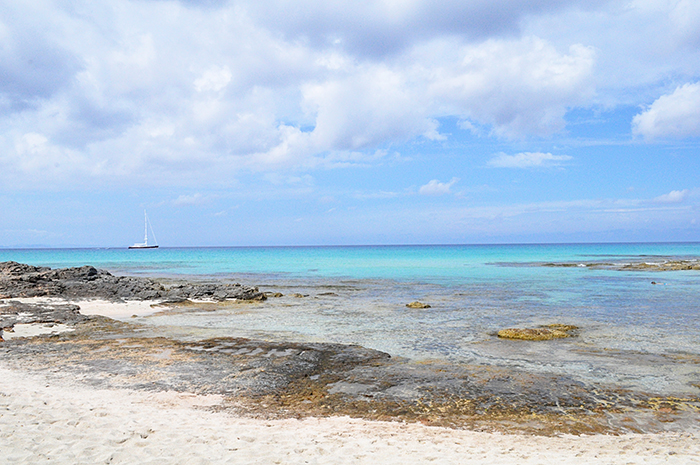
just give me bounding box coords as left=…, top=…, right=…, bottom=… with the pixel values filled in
left=497, top=324, right=579, bottom=341
left=539, top=259, right=700, bottom=271
left=406, top=301, right=431, bottom=309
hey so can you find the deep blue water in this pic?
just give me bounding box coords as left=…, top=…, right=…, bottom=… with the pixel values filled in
left=2, top=243, right=699, bottom=395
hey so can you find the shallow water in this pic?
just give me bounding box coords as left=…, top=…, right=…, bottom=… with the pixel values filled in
left=3, top=243, right=700, bottom=396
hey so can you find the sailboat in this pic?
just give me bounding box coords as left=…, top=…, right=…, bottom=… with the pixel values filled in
left=129, top=211, right=159, bottom=249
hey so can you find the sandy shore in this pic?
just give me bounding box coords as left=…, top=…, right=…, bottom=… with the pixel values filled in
left=2, top=298, right=700, bottom=463
left=1, top=366, right=698, bottom=464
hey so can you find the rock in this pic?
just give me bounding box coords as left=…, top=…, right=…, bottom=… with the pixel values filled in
left=0, top=261, right=50, bottom=276
left=291, top=293, right=308, bottom=298
left=406, top=301, right=431, bottom=309
left=497, top=324, right=579, bottom=341
left=540, top=259, right=700, bottom=271
left=542, top=324, right=579, bottom=332
left=0, top=300, right=88, bottom=330
left=264, top=292, right=284, bottom=298
left=0, top=261, right=266, bottom=302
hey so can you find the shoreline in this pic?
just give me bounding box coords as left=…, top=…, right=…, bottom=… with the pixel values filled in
left=3, top=295, right=699, bottom=436
left=2, top=262, right=700, bottom=461
left=2, top=365, right=698, bottom=464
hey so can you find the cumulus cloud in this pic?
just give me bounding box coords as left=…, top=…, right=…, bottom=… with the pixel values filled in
left=423, top=38, right=595, bottom=137
left=173, top=193, right=206, bottom=206
left=0, top=0, right=686, bottom=191
left=632, top=83, right=700, bottom=139
left=0, top=3, right=81, bottom=111
left=488, top=152, right=572, bottom=168
left=653, top=189, right=689, bottom=203
left=0, top=1, right=598, bottom=188
left=419, top=178, right=459, bottom=195
left=194, top=66, right=232, bottom=93
left=260, top=36, right=595, bottom=163
left=669, top=0, right=700, bottom=47
left=244, top=0, right=604, bottom=57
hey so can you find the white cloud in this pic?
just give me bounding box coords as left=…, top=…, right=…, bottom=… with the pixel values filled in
left=194, top=66, right=232, bottom=93
left=244, top=0, right=603, bottom=57
left=632, top=83, right=700, bottom=139
left=653, top=189, right=689, bottom=203
left=423, top=38, right=596, bottom=137
left=173, top=193, right=206, bottom=206
left=488, top=152, right=572, bottom=168
left=668, top=0, right=700, bottom=47
left=419, top=178, right=459, bottom=195
left=0, top=1, right=603, bottom=189
left=2, top=0, right=700, bottom=191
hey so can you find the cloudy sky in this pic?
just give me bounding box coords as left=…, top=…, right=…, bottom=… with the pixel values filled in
left=1, top=0, right=700, bottom=247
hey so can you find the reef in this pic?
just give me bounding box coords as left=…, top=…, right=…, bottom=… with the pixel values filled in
left=538, top=258, right=700, bottom=271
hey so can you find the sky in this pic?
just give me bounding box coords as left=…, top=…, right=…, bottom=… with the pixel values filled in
left=1, top=0, right=700, bottom=247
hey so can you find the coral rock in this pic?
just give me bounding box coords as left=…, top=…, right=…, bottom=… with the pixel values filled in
left=498, top=324, right=578, bottom=341
left=406, top=301, right=431, bottom=309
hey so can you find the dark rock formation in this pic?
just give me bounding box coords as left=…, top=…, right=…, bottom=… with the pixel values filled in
left=1, top=300, right=88, bottom=329
left=0, top=261, right=265, bottom=302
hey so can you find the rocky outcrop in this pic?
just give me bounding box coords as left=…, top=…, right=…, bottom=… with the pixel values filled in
left=497, top=324, right=579, bottom=341
left=0, top=261, right=265, bottom=302
left=1, top=300, right=88, bottom=330
left=406, top=301, right=431, bottom=309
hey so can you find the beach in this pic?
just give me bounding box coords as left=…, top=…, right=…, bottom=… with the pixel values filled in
left=1, top=250, right=700, bottom=463
left=1, top=296, right=699, bottom=464
left=2, top=362, right=698, bottom=464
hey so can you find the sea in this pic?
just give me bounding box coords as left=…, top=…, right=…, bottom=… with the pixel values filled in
left=2, top=243, right=699, bottom=397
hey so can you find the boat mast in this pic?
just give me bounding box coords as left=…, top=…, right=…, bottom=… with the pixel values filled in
left=144, top=211, right=149, bottom=245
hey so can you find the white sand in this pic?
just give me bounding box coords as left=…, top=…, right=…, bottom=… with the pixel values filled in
left=1, top=366, right=698, bottom=464
left=74, top=299, right=161, bottom=319
left=5, top=297, right=162, bottom=319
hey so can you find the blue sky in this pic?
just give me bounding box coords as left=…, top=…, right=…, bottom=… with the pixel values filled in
left=1, top=0, right=700, bottom=247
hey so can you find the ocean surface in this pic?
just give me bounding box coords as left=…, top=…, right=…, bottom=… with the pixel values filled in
left=2, top=243, right=699, bottom=396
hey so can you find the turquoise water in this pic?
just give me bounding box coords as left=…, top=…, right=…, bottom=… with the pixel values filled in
left=2, top=243, right=700, bottom=395
left=3, top=242, right=699, bottom=279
